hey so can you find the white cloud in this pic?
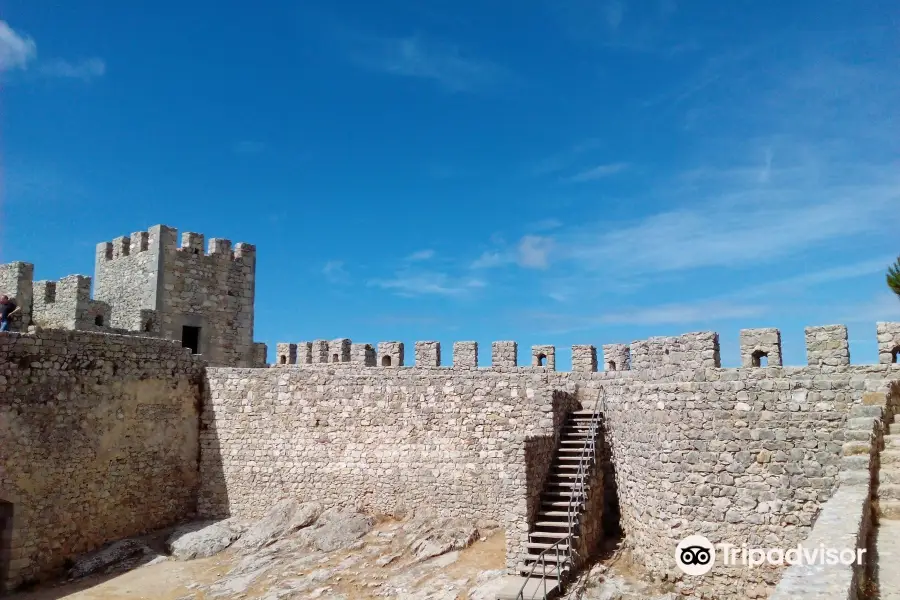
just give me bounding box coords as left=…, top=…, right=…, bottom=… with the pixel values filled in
left=348, top=34, right=508, bottom=93
left=566, top=162, right=629, bottom=182
left=565, top=173, right=899, bottom=275
left=0, top=20, right=36, bottom=71
left=369, top=270, right=485, bottom=297
left=471, top=235, right=554, bottom=270
left=471, top=251, right=509, bottom=269
left=39, top=57, right=105, bottom=80
left=528, top=298, right=767, bottom=334
left=406, top=249, right=435, bottom=262
left=322, top=260, right=349, bottom=284
left=517, top=235, right=553, bottom=269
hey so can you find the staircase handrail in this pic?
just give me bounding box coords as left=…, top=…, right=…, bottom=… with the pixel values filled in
left=515, top=395, right=606, bottom=599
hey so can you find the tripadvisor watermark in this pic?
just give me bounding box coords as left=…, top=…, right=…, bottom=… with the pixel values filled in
left=675, top=535, right=866, bottom=576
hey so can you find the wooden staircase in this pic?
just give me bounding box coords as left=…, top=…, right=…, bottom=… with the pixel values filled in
left=497, top=409, right=603, bottom=600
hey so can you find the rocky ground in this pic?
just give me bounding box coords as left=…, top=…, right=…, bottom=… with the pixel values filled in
left=10, top=501, right=682, bottom=600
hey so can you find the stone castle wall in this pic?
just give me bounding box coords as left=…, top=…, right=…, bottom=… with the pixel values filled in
left=95, top=225, right=258, bottom=367
left=198, top=343, right=900, bottom=597
left=0, top=329, right=204, bottom=589
left=94, top=228, right=161, bottom=331
left=197, top=365, right=577, bottom=573
left=0, top=262, right=33, bottom=332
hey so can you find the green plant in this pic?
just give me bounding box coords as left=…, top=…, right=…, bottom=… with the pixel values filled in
left=889, top=256, right=900, bottom=299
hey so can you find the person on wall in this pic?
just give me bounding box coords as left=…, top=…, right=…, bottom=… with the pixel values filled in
left=0, top=295, right=21, bottom=332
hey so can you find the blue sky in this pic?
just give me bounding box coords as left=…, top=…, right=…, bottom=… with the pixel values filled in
left=1, top=0, right=898, bottom=368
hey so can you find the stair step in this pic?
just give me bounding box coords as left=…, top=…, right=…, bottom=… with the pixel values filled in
left=538, top=510, right=575, bottom=518
left=553, top=463, right=583, bottom=469
left=525, top=541, right=571, bottom=550
left=560, top=440, right=590, bottom=445
left=879, top=483, right=900, bottom=500
left=879, top=499, right=900, bottom=520
left=530, top=531, right=576, bottom=540
left=546, top=481, right=581, bottom=488
left=571, top=410, right=594, bottom=416
left=550, top=472, right=584, bottom=478
left=545, top=490, right=586, bottom=497
left=542, top=501, right=583, bottom=509
left=534, top=520, right=571, bottom=528
left=885, top=434, right=900, bottom=448
left=883, top=450, right=900, bottom=464
left=524, top=552, right=569, bottom=563
left=517, top=563, right=570, bottom=578
left=495, top=575, right=561, bottom=600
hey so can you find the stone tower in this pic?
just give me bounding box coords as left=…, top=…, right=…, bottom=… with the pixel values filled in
left=94, top=225, right=258, bottom=367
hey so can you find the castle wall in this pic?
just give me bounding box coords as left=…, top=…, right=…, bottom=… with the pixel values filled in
left=157, top=230, right=257, bottom=367
left=198, top=357, right=900, bottom=598
left=32, top=275, right=111, bottom=331
left=0, top=329, right=204, bottom=590
left=94, top=229, right=160, bottom=331
left=197, top=365, right=574, bottom=574
left=629, top=331, right=720, bottom=371
left=0, top=262, right=34, bottom=332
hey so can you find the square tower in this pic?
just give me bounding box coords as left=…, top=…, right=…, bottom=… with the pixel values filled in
left=94, top=225, right=258, bottom=367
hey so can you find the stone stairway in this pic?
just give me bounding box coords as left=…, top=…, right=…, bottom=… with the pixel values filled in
left=497, top=409, right=602, bottom=600
left=877, top=413, right=900, bottom=599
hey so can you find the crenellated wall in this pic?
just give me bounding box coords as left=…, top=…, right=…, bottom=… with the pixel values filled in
left=0, top=262, right=33, bottom=332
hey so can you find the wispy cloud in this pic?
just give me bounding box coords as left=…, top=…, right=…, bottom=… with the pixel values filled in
left=471, top=235, right=554, bottom=270
left=0, top=19, right=105, bottom=82
left=0, top=20, right=36, bottom=71
left=566, top=162, right=629, bottom=182
left=322, top=260, right=350, bottom=284
left=369, top=270, right=485, bottom=297
left=518, top=235, right=553, bottom=269
left=346, top=33, right=509, bottom=93
left=406, top=249, right=435, bottom=262
left=564, top=178, right=898, bottom=275
left=39, top=58, right=105, bottom=80
left=528, top=139, right=604, bottom=177
left=528, top=298, right=767, bottom=334
left=232, top=141, right=267, bottom=154
left=605, top=1, right=625, bottom=30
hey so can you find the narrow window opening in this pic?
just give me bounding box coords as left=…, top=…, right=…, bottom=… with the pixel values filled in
left=94, top=315, right=104, bottom=326
left=332, top=353, right=339, bottom=363
left=382, top=355, right=392, bottom=367
left=537, top=353, right=547, bottom=367
left=751, top=350, right=768, bottom=368
left=892, top=346, right=900, bottom=364
left=608, top=361, right=617, bottom=371
left=182, top=325, right=201, bottom=354
left=280, top=355, right=287, bottom=364
left=143, top=320, right=154, bottom=332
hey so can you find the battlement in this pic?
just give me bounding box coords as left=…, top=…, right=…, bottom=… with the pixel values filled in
left=271, top=323, right=900, bottom=372
left=0, top=261, right=34, bottom=331
left=96, top=225, right=255, bottom=262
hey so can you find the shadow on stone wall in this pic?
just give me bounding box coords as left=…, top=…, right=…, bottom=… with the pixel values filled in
left=196, top=376, right=230, bottom=520
left=599, top=416, right=623, bottom=540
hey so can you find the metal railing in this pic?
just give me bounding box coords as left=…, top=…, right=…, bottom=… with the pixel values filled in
left=515, top=397, right=605, bottom=599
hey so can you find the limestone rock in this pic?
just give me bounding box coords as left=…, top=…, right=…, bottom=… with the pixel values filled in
left=298, top=508, right=375, bottom=552
left=67, top=539, right=157, bottom=580
left=166, top=518, right=246, bottom=560
left=235, top=499, right=322, bottom=553
left=407, top=518, right=479, bottom=561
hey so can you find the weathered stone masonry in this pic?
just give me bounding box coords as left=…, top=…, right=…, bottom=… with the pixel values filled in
left=0, top=329, right=204, bottom=589
left=0, top=224, right=267, bottom=368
